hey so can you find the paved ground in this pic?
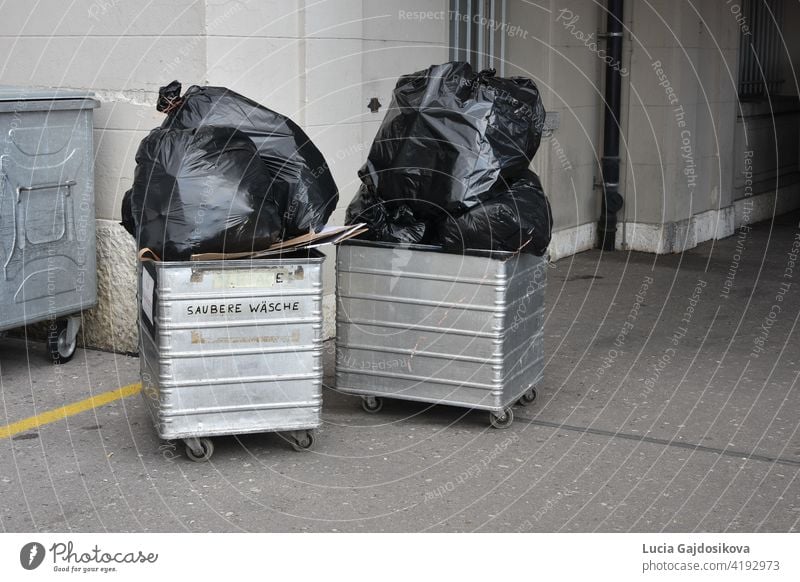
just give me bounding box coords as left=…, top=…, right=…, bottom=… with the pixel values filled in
left=1, top=212, right=799, bottom=533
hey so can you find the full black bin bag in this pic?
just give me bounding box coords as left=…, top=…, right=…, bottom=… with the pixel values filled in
left=345, top=184, right=428, bottom=244
left=158, top=81, right=338, bottom=236
left=439, top=170, right=552, bottom=256
left=127, top=125, right=283, bottom=260
left=359, top=61, right=546, bottom=218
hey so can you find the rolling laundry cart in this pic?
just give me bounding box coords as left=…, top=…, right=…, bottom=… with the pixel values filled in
left=138, top=251, right=325, bottom=461
left=335, top=241, right=545, bottom=428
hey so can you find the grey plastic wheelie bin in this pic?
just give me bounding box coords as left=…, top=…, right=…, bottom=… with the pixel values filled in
left=0, top=87, right=99, bottom=363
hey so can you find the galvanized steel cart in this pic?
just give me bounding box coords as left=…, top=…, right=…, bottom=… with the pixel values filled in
left=138, top=252, right=325, bottom=461
left=0, top=87, right=99, bottom=363
left=336, top=240, right=545, bottom=428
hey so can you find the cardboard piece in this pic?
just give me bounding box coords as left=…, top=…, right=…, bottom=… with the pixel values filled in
left=189, top=224, right=368, bottom=261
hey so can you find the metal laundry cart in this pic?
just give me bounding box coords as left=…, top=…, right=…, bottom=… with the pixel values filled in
left=138, top=251, right=325, bottom=461
left=0, top=87, right=99, bottom=363
left=335, top=240, right=546, bottom=428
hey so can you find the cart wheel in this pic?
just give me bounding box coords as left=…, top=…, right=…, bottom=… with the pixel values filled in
left=361, top=396, right=383, bottom=414
left=291, top=431, right=315, bottom=452
left=518, top=387, right=538, bottom=406
left=47, top=320, right=77, bottom=364
left=489, top=408, right=514, bottom=429
left=185, top=438, right=214, bottom=462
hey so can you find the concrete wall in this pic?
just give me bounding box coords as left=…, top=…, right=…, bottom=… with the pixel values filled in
left=506, top=0, right=799, bottom=256
left=615, top=0, right=742, bottom=253
left=504, top=0, right=604, bottom=258
left=2, top=0, right=446, bottom=352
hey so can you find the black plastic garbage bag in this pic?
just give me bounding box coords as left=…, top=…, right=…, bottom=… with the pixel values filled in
left=359, top=61, right=545, bottom=218
left=126, top=125, right=283, bottom=260
left=120, top=188, right=135, bottom=236
left=345, top=185, right=427, bottom=244
left=439, top=170, right=552, bottom=256
left=158, top=81, right=338, bottom=236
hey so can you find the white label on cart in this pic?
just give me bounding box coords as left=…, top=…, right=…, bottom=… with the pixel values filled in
left=141, top=269, right=155, bottom=324
left=211, top=268, right=295, bottom=289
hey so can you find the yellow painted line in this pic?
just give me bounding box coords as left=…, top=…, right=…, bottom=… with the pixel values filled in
left=0, top=382, right=142, bottom=440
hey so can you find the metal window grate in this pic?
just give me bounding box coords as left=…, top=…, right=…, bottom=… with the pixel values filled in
left=449, top=0, right=507, bottom=74
left=738, top=0, right=784, bottom=99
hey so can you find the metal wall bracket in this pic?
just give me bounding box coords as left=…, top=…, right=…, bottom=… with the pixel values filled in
left=597, top=31, right=624, bottom=39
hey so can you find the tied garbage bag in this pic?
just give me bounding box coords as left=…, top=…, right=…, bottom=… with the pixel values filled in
left=126, top=125, right=283, bottom=260
left=120, top=188, right=135, bottom=236
left=439, top=170, right=552, bottom=256
left=158, top=81, right=338, bottom=236
left=359, top=61, right=546, bottom=218
left=345, top=185, right=427, bottom=244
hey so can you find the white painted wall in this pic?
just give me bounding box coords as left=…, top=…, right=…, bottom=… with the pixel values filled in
left=1, top=0, right=207, bottom=222
left=505, top=0, right=602, bottom=244
left=624, top=0, right=739, bottom=225
left=505, top=0, right=776, bottom=256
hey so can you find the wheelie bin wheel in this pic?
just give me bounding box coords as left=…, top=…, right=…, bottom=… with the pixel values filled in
left=48, top=319, right=77, bottom=364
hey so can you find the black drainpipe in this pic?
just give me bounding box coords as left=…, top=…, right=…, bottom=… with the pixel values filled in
left=598, top=0, right=625, bottom=250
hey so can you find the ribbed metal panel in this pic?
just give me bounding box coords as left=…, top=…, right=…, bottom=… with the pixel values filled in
left=138, top=254, right=325, bottom=440
left=449, top=0, right=507, bottom=72
left=335, top=241, right=545, bottom=414
left=739, top=0, right=784, bottom=98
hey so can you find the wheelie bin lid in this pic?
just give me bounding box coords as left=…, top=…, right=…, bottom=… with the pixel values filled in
left=0, top=86, right=99, bottom=112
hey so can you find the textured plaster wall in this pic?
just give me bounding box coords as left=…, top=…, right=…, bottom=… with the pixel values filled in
left=81, top=221, right=139, bottom=353
left=505, top=1, right=758, bottom=254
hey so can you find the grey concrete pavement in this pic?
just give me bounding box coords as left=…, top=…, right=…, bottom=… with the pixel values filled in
left=1, top=212, right=798, bottom=532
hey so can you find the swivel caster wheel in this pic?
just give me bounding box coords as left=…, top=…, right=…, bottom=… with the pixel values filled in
left=518, top=387, right=537, bottom=406
left=48, top=318, right=79, bottom=364
left=291, top=431, right=315, bottom=452
left=489, top=408, right=514, bottom=429
left=361, top=396, right=383, bottom=414
left=184, top=437, right=214, bottom=462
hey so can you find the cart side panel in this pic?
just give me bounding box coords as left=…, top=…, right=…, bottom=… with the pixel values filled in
left=499, top=254, right=546, bottom=403
left=139, top=257, right=324, bottom=441
left=336, top=243, right=545, bottom=413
